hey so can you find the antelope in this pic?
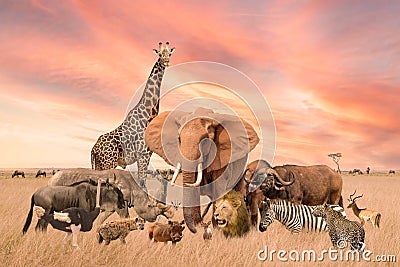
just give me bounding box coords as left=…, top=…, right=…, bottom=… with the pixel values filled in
left=347, top=191, right=381, bottom=228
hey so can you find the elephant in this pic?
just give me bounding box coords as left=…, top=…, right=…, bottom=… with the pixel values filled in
left=145, top=107, right=259, bottom=233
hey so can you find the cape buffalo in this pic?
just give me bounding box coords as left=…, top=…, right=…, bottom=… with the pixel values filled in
left=262, top=164, right=343, bottom=207
left=235, top=160, right=294, bottom=226
left=22, top=180, right=125, bottom=233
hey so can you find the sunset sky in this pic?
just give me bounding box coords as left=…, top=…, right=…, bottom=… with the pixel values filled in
left=0, top=0, right=399, bottom=171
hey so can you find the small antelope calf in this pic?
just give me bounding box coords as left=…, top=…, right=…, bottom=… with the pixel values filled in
left=148, top=220, right=185, bottom=245
left=201, top=221, right=212, bottom=240
left=347, top=191, right=381, bottom=228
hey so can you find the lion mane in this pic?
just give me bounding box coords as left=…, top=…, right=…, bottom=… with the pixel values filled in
left=214, top=190, right=250, bottom=238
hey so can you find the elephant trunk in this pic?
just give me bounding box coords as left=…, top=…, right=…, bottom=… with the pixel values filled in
left=182, top=171, right=201, bottom=233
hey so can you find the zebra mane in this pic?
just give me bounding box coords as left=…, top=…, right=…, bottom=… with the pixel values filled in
left=268, top=199, right=299, bottom=207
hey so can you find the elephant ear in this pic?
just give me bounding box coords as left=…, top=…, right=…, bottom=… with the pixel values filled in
left=144, top=110, right=187, bottom=166
left=207, top=114, right=259, bottom=171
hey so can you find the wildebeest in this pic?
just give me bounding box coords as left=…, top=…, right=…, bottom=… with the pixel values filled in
left=36, top=170, right=46, bottom=178
left=32, top=179, right=105, bottom=249
left=48, top=168, right=175, bottom=222
left=22, top=179, right=125, bottom=233
left=234, top=160, right=295, bottom=226
left=259, top=164, right=343, bottom=207
left=148, top=220, right=185, bottom=245
left=389, top=170, right=395, bottom=175
left=12, top=170, right=25, bottom=178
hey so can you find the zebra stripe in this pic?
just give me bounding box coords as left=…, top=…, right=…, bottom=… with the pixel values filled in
left=259, top=199, right=346, bottom=233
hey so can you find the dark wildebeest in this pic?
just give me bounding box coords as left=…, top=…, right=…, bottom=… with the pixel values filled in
left=148, top=220, right=185, bottom=245
left=262, top=165, right=343, bottom=207
left=32, top=179, right=105, bottom=249
left=22, top=180, right=125, bottom=233
left=349, top=169, right=363, bottom=175
left=12, top=170, right=25, bottom=178
left=48, top=168, right=175, bottom=223
left=234, top=160, right=295, bottom=226
left=36, top=170, right=46, bottom=178
left=389, top=170, right=395, bottom=175
left=366, top=167, right=370, bottom=174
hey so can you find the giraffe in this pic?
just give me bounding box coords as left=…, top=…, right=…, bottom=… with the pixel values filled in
left=91, top=42, right=175, bottom=187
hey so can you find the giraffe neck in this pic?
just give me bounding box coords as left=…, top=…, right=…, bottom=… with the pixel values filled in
left=138, top=58, right=165, bottom=118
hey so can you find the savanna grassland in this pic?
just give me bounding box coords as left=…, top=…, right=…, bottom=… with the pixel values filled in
left=0, top=171, right=398, bottom=267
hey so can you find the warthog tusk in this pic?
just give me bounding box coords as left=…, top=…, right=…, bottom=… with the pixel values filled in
left=170, top=162, right=181, bottom=185
left=184, top=163, right=203, bottom=187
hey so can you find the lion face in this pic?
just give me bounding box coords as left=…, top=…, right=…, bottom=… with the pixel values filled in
left=214, top=198, right=240, bottom=228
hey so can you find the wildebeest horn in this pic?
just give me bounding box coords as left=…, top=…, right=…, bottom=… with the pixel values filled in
left=269, top=169, right=295, bottom=186
left=170, top=162, right=181, bottom=185
left=184, top=163, right=203, bottom=187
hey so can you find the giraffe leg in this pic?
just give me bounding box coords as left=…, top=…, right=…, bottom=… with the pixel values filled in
left=137, top=152, right=151, bottom=189
left=70, top=224, right=81, bottom=249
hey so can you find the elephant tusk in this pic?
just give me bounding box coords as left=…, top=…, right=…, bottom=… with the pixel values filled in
left=184, top=163, right=203, bottom=187
left=170, top=162, right=181, bottom=185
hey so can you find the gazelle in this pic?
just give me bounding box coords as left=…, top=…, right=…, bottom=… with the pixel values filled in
left=347, top=191, right=381, bottom=228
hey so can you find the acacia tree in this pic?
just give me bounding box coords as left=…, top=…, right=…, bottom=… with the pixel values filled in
left=328, top=153, right=342, bottom=174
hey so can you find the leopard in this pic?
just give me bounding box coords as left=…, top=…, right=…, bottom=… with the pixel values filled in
left=313, top=203, right=365, bottom=251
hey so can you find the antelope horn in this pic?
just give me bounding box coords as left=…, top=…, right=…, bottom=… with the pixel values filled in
left=348, top=190, right=356, bottom=201
left=170, top=162, right=181, bottom=185
left=353, top=194, right=363, bottom=201
left=184, top=163, right=203, bottom=187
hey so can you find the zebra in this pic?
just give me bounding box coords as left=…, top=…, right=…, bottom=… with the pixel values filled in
left=258, top=199, right=346, bottom=233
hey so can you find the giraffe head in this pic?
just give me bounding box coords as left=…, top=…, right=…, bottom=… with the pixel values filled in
left=153, top=42, right=175, bottom=67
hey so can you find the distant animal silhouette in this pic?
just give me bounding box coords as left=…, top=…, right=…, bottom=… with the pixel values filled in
left=12, top=170, right=25, bottom=178
left=389, top=170, right=395, bottom=175
left=35, top=170, right=46, bottom=178
left=366, top=167, right=370, bottom=174
left=349, top=169, right=363, bottom=175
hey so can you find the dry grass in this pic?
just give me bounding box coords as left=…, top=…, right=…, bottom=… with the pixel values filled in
left=0, top=172, right=399, bottom=266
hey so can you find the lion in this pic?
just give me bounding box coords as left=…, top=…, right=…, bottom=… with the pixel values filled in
left=214, top=190, right=250, bottom=238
